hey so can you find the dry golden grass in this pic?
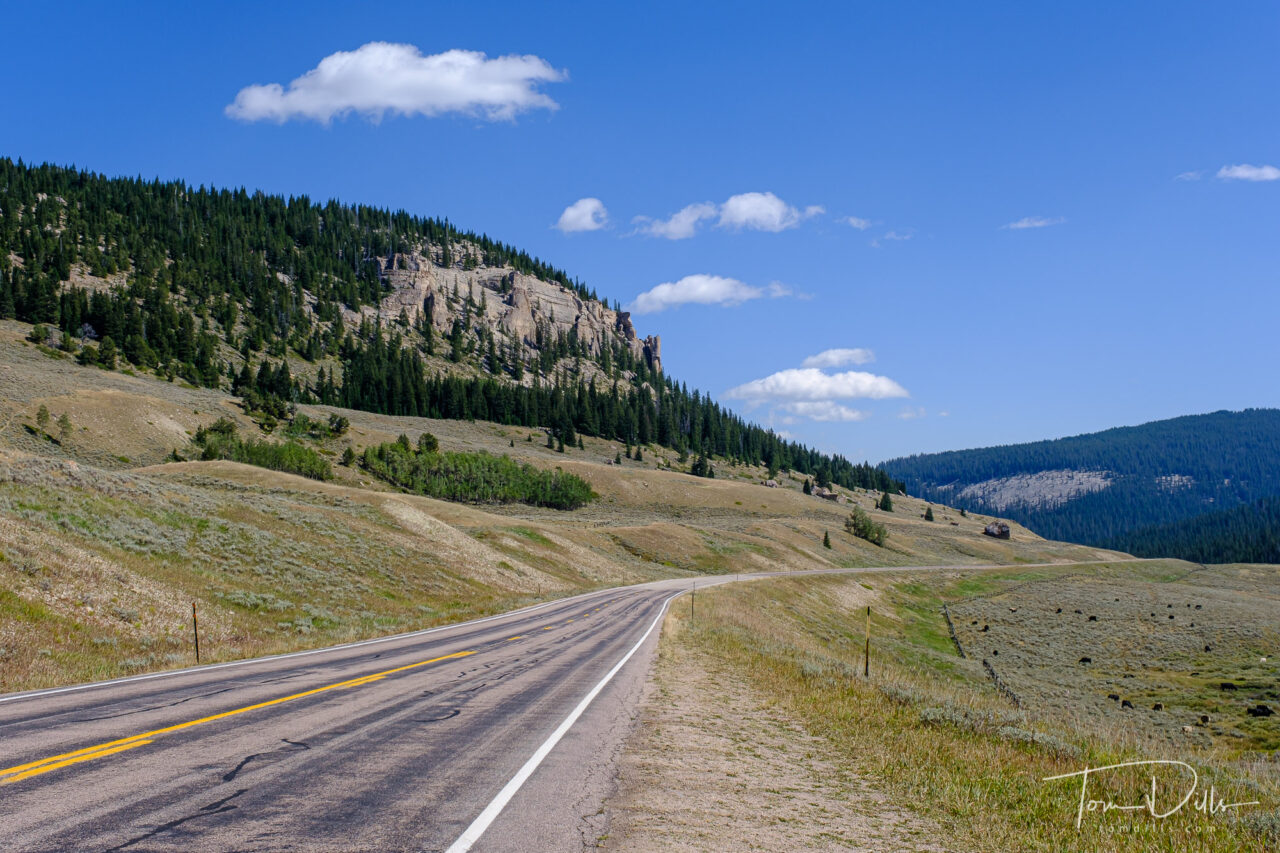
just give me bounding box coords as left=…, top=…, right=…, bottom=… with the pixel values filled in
left=666, top=572, right=1278, bottom=851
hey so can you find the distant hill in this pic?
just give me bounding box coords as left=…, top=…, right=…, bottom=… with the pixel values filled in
left=1106, top=495, right=1280, bottom=564
left=881, top=409, right=1280, bottom=558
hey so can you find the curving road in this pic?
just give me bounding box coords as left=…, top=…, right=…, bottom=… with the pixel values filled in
left=0, top=563, right=1099, bottom=851
left=0, top=579, right=694, bottom=852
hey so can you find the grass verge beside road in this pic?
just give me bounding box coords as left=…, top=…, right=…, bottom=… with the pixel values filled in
left=669, top=568, right=1278, bottom=851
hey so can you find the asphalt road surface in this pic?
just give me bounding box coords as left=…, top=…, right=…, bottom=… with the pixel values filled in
left=0, top=563, right=1103, bottom=851
left=0, top=572, right=721, bottom=852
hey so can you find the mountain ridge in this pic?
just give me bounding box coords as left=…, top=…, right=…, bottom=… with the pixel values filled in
left=882, top=408, right=1280, bottom=554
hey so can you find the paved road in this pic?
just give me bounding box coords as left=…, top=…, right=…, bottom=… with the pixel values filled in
left=0, top=562, right=1118, bottom=851
left=0, top=575, right=702, bottom=852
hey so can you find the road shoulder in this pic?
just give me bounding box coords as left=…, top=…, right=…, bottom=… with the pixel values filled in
left=601, top=611, right=946, bottom=852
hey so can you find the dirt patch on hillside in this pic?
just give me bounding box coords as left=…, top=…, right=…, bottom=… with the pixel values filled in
left=605, top=617, right=946, bottom=852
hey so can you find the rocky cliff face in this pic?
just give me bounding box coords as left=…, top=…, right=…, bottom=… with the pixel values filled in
left=365, top=246, right=660, bottom=373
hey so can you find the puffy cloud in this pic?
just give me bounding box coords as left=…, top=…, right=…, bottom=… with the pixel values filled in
left=782, top=402, right=868, bottom=422
left=802, top=348, right=875, bottom=368
left=719, top=192, right=823, bottom=232
left=556, top=198, right=608, bottom=232
left=635, top=192, right=822, bottom=239
left=628, top=274, right=791, bottom=314
left=724, top=368, right=908, bottom=403
left=1002, top=216, right=1066, bottom=230
left=1217, top=164, right=1280, bottom=182
left=632, top=202, right=717, bottom=239
left=841, top=216, right=873, bottom=230
left=226, top=43, right=565, bottom=123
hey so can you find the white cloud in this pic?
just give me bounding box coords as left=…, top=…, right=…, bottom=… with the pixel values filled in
left=629, top=274, right=792, bottom=314
left=898, top=406, right=927, bottom=420
left=226, top=43, right=565, bottom=123
left=802, top=348, right=875, bottom=368
left=1002, top=216, right=1066, bottom=230
left=724, top=368, right=908, bottom=403
left=632, top=202, right=718, bottom=239
left=782, top=402, right=868, bottom=422
left=870, top=228, right=914, bottom=248
left=719, top=192, right=823, bottom=232
left=1217, top=164, right=1280, bottom=182
left=841, top=216, right=873, bottom=230
left=635, top=192, right=822, bottom=239
left=556, top=198, right=608, bottom=232
left=1175, top=171, right=1203, bottom=181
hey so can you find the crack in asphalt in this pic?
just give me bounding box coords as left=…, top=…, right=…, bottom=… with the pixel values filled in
left=105, top=788, right=247, bottom=851
left=71, top=686, right=237, bottom=722
left=411, top=709, right=460, bottom=724
left=224, top=739, right=311, bottom=782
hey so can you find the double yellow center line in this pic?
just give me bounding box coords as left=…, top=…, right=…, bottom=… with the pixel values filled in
left=0, top=650, right=474, bottom=786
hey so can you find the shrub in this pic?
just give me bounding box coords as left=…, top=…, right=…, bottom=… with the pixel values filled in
left=360, top=440, right=595, bottom=510
left=845, top=506, right=887, bottom=546
left=191, top=418, right=331, bottom=481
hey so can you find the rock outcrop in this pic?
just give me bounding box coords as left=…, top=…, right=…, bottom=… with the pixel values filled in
left=983, top=521, right=1012, bottom=540
left=362, top=247, right=660, bottom=373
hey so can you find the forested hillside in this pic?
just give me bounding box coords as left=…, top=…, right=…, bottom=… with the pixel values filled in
left=882, top=409, right=1280, bottom=553
left=1106, top=496, right=1280, bottom=564
left=0, top=158, right=900, bottom=493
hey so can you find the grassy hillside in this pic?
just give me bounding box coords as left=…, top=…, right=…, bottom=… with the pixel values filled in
left=882, top=409, right=1280, bottom=553
left=0, top=321, right=1117, bottom=692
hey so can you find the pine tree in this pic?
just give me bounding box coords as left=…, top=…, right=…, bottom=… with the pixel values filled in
left=823, top=530, right=831, bottom=549
left=924, top=506, right=935, bottom=522
left=803, top=479, right=812, bottom=495
left=878, top=492, right=894, bottom=512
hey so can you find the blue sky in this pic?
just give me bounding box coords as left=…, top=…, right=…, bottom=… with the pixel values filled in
left=3, top=1, right=1277, bottom=461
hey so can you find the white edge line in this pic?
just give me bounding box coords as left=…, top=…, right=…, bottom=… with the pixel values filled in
left=443, top=591, right=681, bottom=853
left=0, top=593, right=593, bottom=705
